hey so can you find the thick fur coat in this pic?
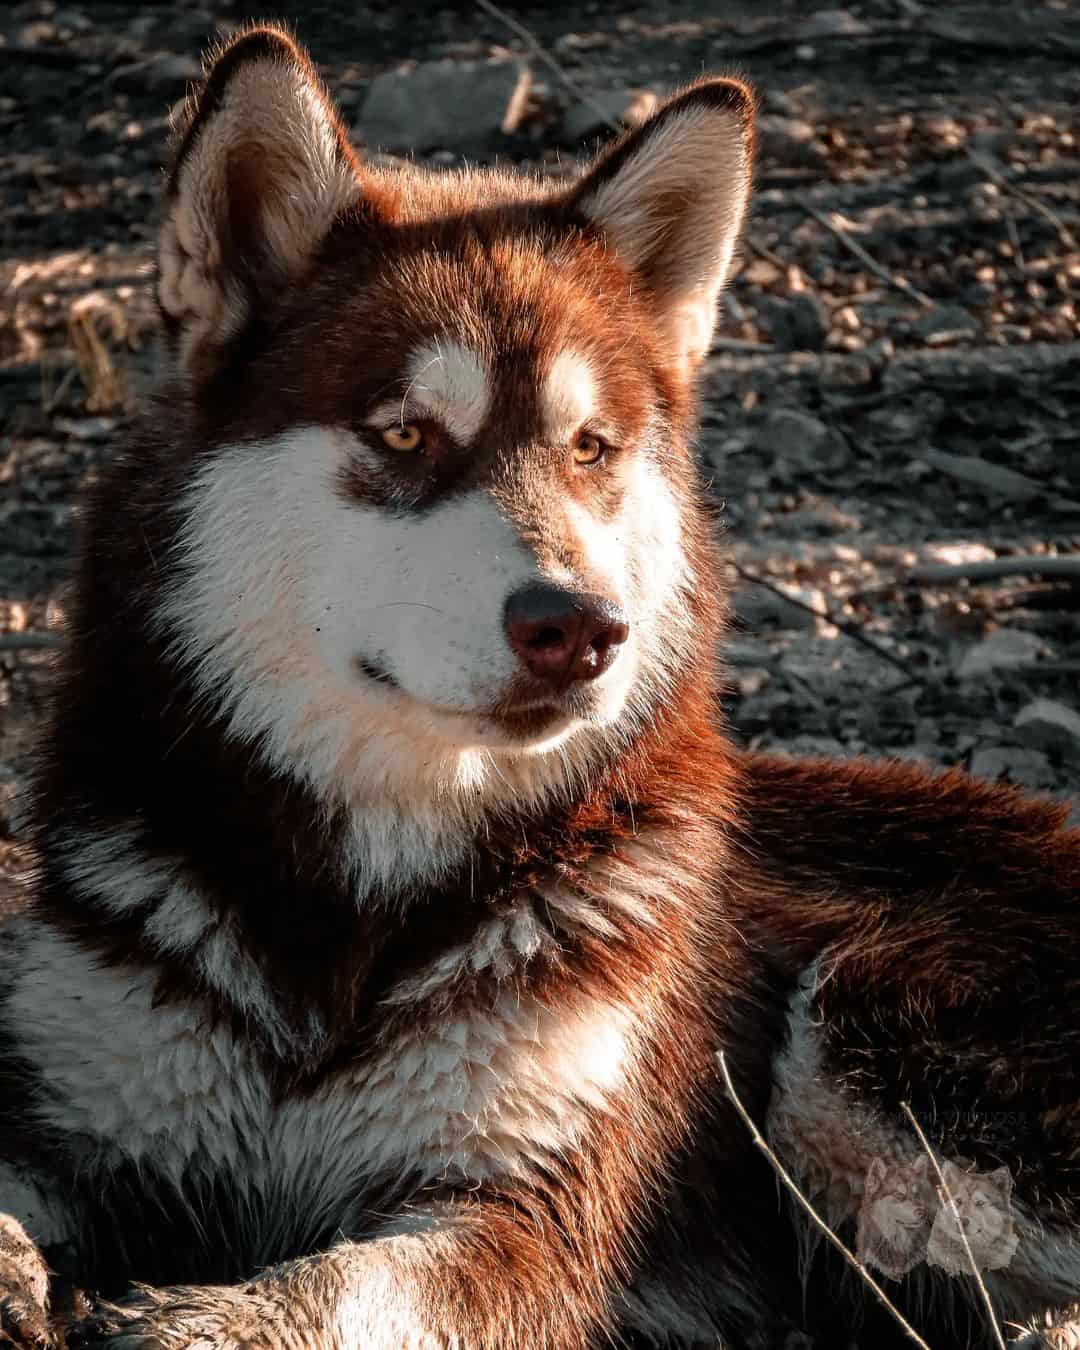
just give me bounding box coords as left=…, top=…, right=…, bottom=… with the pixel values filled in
left=1, top=25, right=1079, bottom=1350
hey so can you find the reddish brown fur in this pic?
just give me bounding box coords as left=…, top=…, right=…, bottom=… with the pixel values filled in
left=0, top=23, right=1077, bottom=1350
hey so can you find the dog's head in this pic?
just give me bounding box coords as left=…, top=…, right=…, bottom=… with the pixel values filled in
left=148, top=27, right=753, bottom=821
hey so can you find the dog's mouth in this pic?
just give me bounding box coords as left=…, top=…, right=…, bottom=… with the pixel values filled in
left=351, top=654, right=580, bottom=742
left=485, top=701, right=571, bottom=741
left=351, top=654, right=399, bottom=689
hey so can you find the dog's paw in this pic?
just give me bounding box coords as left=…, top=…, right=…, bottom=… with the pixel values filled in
left=0, top=1288, right=53, bottom=1349
left=67, top=1284, right=288, bottom=1350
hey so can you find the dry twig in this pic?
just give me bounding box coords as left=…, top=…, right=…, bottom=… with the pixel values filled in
left=717, top=1051, right=932, bottom=1350
left=909, top=556, right=1080, bottom=586
left=731, top=561, right=918, bottom=680
left=968, top=151, right=1078, bottom=251
left=797, top=199, right=934, bottom=308
left=0, top=633, right=62, bottom=652
left=473, top=0, right=622, bottom=133
left=711, top=337, right=775, bottom=354
left=901, top=1104, right=1008, bottom=1350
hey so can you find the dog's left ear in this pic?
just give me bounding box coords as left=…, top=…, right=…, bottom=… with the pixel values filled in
left=568, top=79, right=755, bottom=373
left=158, top=25, right=362, bottom=380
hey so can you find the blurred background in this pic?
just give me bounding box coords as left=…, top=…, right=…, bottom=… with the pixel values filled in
left=2, top=0, right=1079, bottom=897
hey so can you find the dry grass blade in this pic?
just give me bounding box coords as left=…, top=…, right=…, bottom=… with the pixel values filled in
left=67, top=293, right=130, bottom=413
left=901, top=1103, right=1008, bottom=1350
left=717, top=1051, right=933, bottom=1350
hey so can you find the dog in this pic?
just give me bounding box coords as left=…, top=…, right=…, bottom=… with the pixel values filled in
left=2, top=24, right=1080, bottom=1349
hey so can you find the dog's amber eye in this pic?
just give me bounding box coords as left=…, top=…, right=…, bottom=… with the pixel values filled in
left=382, top=423, right=424, bottom=453
left=572, top=433, right=605, bottom=466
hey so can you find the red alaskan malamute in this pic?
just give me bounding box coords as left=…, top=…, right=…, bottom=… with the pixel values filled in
left=2, top=25, right=1079, bottom=1350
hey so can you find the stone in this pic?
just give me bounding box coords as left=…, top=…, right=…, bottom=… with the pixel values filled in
left=753, top=408, right=828, bottom=459
left=911, top=304, right=978, bottom=342
left=740, top=257, right=783, bottom=288
left=764, top=293, right=829, bottom=352
left=53, top=9, right=91, bottom=32
left=797, top=8, right=872, bottom=38
left=955, top=628, right=1049, bottom=679
left=109, top=52, right=202, bottom=96
left=924, top=448, right=1046, bottom=502
left=784, top=734, right=852, bottom=758
left=560, top=88, right=658, bottom=143
left=757, top=115, right=828, bottom=169
left=752, top=409, right=848, bottom=472
left=969, top=746, right=1055, bottom=790
left=357, top=59, right=531, bottom=154
left=1014, top=699, right=1080, bottom=760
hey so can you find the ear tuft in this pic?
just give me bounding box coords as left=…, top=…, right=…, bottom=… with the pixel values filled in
left=159, top=25, right=360, bottom=380
left=569, top=78, right=755, bottom=372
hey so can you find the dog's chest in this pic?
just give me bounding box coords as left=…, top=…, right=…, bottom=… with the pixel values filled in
left=7, top=921, right=633, bottom=1239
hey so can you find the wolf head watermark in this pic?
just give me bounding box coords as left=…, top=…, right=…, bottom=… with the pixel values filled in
left=857, top=1154, right=936, bottom=1280
left=856, top=1155, right=1018, bottom=1281
left=926, top=1160, right=1020, bottom=1275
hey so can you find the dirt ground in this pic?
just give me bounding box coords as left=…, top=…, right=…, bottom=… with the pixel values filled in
left=2, top=0, right=1080, bottom=899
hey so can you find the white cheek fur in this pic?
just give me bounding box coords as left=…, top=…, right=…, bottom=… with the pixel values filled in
left=153, top=426, right=690, bottom=894
left=310, top=477, right=538, bottom=712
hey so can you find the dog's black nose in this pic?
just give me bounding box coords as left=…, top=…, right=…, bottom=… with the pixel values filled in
left=504, top=585, right=630, bottom=685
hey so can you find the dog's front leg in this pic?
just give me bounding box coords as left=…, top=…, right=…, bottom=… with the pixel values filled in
left=0, top=1215, right=53, bottom=1348
left=68, top=1198, right=617, bottom=1350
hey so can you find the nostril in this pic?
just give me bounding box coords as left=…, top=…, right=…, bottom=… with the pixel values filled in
left=529, top=625, right=570, bottom=651
left=589, top=630, right=614, bottom=658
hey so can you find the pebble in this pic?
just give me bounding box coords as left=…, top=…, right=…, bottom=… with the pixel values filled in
left=911, top=304, right=979, bottom=342
left=757, top=115, right=828, bottom=169
left=1014, top=699, right=1080, bottom=760
left=955, top=628, right=1049, bottom=679
left=765, top=294, right=829, bottom=353
left=752, top=408, right=849, bottom=473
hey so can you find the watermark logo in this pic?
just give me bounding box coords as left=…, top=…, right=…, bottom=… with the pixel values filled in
left=857, top=1155, right=1017, bottom=1281
left=926, top=1160, right=1019, bottom=1276
left=857, top=1155, right=935, bottom=1280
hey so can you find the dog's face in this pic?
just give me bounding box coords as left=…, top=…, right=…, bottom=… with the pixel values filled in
left=933, top=1162, right=1015, bottom=1249
left=150, top=30, right=753, bottom=819
left=863, top=1156, right=933, bottom=1244
left=857, top=1155, right=934, bottom=1279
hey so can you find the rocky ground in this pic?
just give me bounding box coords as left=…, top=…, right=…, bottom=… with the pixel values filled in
left=2, top=0, right=1080, bottom=901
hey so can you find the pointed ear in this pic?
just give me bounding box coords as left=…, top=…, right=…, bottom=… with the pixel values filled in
left=567, top=78, right=754, bottom=373
left=940, top=1159, right=965, bottom=1189
left=158, top=26, right=361, bottom=380
left=986, top=1166, right=1013, bottom=1195
left=865, top=1157, right=888, bottom=1193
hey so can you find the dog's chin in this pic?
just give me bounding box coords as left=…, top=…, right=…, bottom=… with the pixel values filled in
left=393, top=688, right=621, bottom=756
left=475, top=706, right=581, bottom=754
left=342, top=652, right=632, bottom=754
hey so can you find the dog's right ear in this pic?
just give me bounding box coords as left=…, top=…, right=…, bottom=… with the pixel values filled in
left=865, top=1157, right=887, bottom=1195
left=158, top=26, right=362, bottom=380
